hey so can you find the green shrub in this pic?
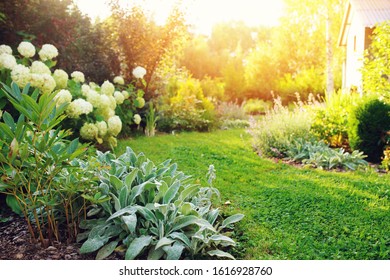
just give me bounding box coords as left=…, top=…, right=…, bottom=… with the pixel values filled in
left=79, top=147, right=244, bottom=260
left=248, top=96, right=314, bottom=158
left=362, top=21, right=390, bottom=96
left=0, top=83, right=94, bottom=244
left=348, top=98, right=390, bottom=163
left=286, top=138, right=368, bottom=170
left=243, top=99, right=271, bottom=115
left=310, top=91, right=361, bottom=147
left=157, top=77, right=216, bottom=132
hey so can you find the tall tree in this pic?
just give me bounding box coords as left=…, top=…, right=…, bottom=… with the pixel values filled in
left=108, top=1, right=188, bottom=92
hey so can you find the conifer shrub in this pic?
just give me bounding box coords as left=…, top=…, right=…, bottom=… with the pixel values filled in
left=348, top=98, right=390, bottom=163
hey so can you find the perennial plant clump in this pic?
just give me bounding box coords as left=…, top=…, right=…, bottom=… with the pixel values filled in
left=78, top=147, right=244, bottom=260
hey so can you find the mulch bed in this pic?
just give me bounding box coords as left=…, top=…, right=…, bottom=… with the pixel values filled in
left=0, top=208, right=123, bottom=260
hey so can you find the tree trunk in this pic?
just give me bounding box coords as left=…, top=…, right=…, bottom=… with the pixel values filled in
left=326, top=10, right=335, bottom=97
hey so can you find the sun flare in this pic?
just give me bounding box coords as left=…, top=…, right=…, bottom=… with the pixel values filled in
left=75, top=0, right=285, bottom=34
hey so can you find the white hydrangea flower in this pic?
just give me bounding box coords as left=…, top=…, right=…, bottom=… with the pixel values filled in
left=98, top=107, right=115, bottom=121
left=133, top=114, right=141, bottom=125
left=85, top=90, right=101, bottom=108
left=114, top=91, right=125, bottom=105
left=101, top=80, right=115, bottom=96
left=66, top=98, right=93, bottom=119
left=80, top=122, right=98, bottom=141
left=38, top=44, right=58, bottom=61
left=89, top=82, right=99, bottom=90
left=54, top=89, right=72, bottom=107
left=122, top=90, right=130, bottom=99
left=40, top=74, right=56, bottom=93
left=97, top=95, right=110, bottom=110
left=53, top=69, right=68, bottom=89
left=17, top=42, right=36, bottom=58
left=132, top=66, right=147, bottom=79
left=135, top=96, right=145, bottom=108
left=0, top=53, right=17, bottom=70
left=81, top=84, right=91, bottom=96
left=108, top=95, right=117, bottom=110
left=11, top=64, right=31, bottom=88
left=113, top=76, right=125, bottom=85
left=96, top=121, right=108, bottom=137
left=107, top=116, right=122, bottom=136
left=29, top=73, right=44, bottom=89
left=0, top=45, right=12, bottom=55
left=71, top=71, right=85, bottom=83
left=30, top=61, right=51, bottom=75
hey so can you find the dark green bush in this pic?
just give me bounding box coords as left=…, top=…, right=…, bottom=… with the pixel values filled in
left=348, top=98, right=390, bottom=162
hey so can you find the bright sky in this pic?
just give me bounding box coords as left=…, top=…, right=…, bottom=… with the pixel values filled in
left=74, top=0, right=285, bottom=34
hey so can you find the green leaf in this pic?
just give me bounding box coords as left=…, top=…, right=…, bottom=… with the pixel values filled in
left=163, top=180, right=181, bottom=204
left=171, top=215, right=199, bottom=232
left=125, top=235, right=152, bottom=260
left=180, top=202, right=193, bottom=216
left=67, top=138, right=79, bottom=155
left=221, top=214, right=244, bottom=228
left=128, top=182, right=146, bottom=204
left=80, top=236, right=109, bottom=254
left=112, top=194, right=121, bottom=212
left=110, top=175, right=123, bottom=189
left=96, top=240, right=118, bottom=260
left=155, top=237, right=174, bottom=250
left=179, top=184, right=200, bottom=201
left=2, top=111, right=15, bottom=131
left=209, top=235, right=236, bottom=246
left=122, top=214, right=137, bottom=233
left=124, top=169, right=138, bottom=187
left=169, top=232, right=191, bottom=248
left=6, top=195, right=22, bottom=215
left=119, top=186, right=129, bottom=208
left=134, top=205, right=157, bottom=224
left=163, top=242, right=185, bottom=260
left=107, top=206, right=136, bottom=221
left=207, top=249, right=235, bottom=260
left=147, top=246, right=165, bottom=260
left=207, top=209, right=220, bottom=225
left=0, top=123, right=14, bottom=141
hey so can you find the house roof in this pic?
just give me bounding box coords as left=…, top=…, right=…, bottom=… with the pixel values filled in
left=338, top=0, right=390, bottom=46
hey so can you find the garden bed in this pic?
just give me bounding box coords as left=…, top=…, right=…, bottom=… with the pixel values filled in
left=0, top=210, right=123, bottom=260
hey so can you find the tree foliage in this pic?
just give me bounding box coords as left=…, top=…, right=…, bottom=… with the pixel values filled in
left=362, top=21, right=390, bottom=96
left=0, top=0, right=120, bottom=83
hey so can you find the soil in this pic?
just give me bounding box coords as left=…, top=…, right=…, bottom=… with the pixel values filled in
left=0, top=209, right=123, bottom=260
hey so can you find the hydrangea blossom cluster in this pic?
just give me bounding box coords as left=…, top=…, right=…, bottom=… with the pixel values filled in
left=0, top=41, right=147, bottom=148
left=132, top=66, right=147, bottom=79
left=17, top=42, right=36, bottom=58
left=38, top=44, right=59, bottom=61
left=71, top=71, right=85, bottom=83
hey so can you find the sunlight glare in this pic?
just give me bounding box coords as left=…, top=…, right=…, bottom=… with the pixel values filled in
left=74, top=0, right=285, bottom=34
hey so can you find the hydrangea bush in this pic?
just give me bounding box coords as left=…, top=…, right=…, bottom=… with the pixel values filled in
left=0, top=41, right=147, bottom=148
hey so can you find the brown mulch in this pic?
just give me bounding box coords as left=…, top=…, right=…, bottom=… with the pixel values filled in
left=0, top=209, right=123, bottom=260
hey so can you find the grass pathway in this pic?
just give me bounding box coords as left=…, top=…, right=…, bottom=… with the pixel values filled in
left=116, top=129, right=390, bottom=260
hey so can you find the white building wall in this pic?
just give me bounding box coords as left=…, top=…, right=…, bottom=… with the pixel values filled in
left=344, top=12, right=366, bottom=91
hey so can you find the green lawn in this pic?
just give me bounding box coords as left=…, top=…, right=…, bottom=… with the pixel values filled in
left=116, top=129, right=390, bottom=260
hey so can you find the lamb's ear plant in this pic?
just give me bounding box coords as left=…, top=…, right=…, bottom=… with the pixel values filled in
left=286, top=138, right=368, bottom=170
left=0, top=82, right=92, bottom=245
left=79, top=148, right=244, bottom=260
